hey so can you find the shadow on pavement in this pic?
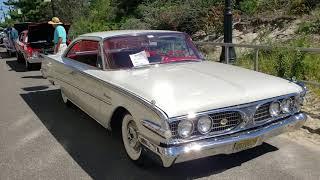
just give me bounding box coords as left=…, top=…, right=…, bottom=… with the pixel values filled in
left=0, top=52, right=11, bottom=59
left=6, top=58, right=26, bottom=72
left=21, top=89, right=279, bottom=180
left=302, top=126, right=320, bottom=135
left=22, top=75, right=44, bottom=79
left=5, top=58, right=41, bottom=72
left=22, top=85, right=49, bottom=92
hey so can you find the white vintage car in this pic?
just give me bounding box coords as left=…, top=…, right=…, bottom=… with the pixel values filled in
left=41, top=30, right=307, bottom=167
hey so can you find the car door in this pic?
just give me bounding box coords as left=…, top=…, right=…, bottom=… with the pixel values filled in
left=63, top=39, right=111, bottom=125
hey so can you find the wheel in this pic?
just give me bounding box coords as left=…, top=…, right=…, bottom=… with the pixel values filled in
left=25, top=60, right=32, bottom=71
left=61, top=90, right=72, bottom=107
left=121, top=114, right=147, bottom=165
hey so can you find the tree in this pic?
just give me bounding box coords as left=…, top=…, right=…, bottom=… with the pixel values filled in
left=4, top=0, right=52, bottom=22
left=3, top=0, right=89, bottom=24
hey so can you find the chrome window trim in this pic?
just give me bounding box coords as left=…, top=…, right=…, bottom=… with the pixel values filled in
left=167, top=93, right=299, bottom=145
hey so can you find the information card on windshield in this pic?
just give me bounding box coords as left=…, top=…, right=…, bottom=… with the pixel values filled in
left=129, top=51, right=150, bottom=67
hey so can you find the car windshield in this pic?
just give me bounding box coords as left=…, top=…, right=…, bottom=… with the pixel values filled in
left=103, top=33, right=202, bottom=69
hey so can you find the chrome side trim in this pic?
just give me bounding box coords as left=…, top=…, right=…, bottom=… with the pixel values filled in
left=47, top=75, right=112, bottom=105
left=141, top=120, right=172, bottom=139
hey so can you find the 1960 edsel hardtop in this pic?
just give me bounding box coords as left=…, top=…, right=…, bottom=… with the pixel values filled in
left=41, top=30, right=307, bottom=167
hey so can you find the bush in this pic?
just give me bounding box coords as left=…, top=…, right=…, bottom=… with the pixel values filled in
left=136, top=0, right=222, bottom=35
left=120, top=18, right=150, bottom=30
left=240, top=0, right=259, bottom=15
left=69, top=0, right=117, bottom=37
left=297, top=20, right=320, bottom=34
left=289, top=0, right=319, bottom=14
left=237, top=37, right=320, bottom=82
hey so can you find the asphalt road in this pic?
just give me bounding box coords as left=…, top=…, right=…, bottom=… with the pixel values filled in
left=0, top=55, right=320, bottom=180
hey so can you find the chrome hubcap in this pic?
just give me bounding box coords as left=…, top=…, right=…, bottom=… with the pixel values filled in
left=127, top=122, right=140, bottom=152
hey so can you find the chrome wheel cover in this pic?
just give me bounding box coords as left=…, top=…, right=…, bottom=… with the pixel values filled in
left=122, top=115, right=141, bottom=160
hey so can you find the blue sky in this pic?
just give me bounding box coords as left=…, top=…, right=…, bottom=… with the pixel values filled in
left=0, top=0, right=9, bottom=11
left=0, top=0, right=9, bottom=21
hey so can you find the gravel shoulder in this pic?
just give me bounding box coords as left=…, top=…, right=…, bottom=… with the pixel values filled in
left=284, top=89, right=320, bottom=145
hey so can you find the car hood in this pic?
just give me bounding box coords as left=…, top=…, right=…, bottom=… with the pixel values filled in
left=104, top=61, right=302, bottom=118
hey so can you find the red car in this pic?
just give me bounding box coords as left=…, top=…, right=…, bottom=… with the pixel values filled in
left=15, top=22, right=70, bottom=70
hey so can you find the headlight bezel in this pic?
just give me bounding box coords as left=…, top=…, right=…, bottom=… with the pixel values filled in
left=197, top=115, right=213, bottom=134
left=177, top=120, right=194, bottom=138
left=269, top=101, right=281, bottom=117
left=281, top=98, right=293, bottom=114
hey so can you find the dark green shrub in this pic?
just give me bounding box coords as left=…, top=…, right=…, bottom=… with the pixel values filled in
left=237, top=37, right=320, bottom=83
left=297, top=19, right=320, bottom=34
left=240, top=0, right=258, bottom=15
left=120, top=18, right=151, bottom=30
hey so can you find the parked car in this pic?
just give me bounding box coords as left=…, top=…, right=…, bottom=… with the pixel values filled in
left=16, top=22, right=70, bottom=70
left=41, top=30, right=307, bottom=167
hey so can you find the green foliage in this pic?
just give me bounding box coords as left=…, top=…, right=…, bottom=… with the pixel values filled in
left=237, top=37, right=320, bottom=83
left=136, top=0, right=223, bottom=35
left=297, top=20, right=320, bottom=34
left=289, top=0, right=319, bottom=15
left=240, top=0, right=259, bottom=15
left=3, top=0, right=88, bottom=25
left=297, top=8, right=320, bottom=35
left=69, top=0, right=117, bottom=37
left=120, top=18, right=150, bottom=30
left=4, top=0, right=52, bottom=22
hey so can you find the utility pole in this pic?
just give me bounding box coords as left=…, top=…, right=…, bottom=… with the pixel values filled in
left=220, top=0, right=237, bottom=63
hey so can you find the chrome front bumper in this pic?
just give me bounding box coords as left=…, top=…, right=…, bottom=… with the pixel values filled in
left=140, top=113, right=307, bottom=167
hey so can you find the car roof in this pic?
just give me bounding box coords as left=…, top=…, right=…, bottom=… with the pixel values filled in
left=80, top=30, right=182, bottom=39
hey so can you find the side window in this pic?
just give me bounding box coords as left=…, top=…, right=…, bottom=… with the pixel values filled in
left=66, top=40, right=102, bottom=69
left=66, top=41, right=81, bottom=58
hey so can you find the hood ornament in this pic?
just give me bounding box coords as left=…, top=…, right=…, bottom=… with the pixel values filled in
left=220, top=118, right=228, bottom=126
left=150, top=100, right=156, bottom=106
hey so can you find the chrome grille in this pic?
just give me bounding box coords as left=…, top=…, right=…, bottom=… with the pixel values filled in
left=254, top=102, right=272, bottom=122
left=169, top=111, right=242, bottom=138
left=210, top=111, right=242, bottom=132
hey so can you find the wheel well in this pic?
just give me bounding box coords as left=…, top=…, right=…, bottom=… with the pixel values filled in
left=110, top=106, right=129, bottom=131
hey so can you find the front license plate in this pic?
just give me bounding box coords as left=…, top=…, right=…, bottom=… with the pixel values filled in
left=233, top=137, right=259, bottom=152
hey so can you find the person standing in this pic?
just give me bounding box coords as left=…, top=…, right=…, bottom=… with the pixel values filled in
left=48, top=17, right=67, bottom=54
left=10, top=25, right=19, bottom=51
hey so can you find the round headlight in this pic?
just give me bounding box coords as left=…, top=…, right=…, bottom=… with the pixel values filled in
left=178, top=120, right=193, bottom=138
left=197, top=116, right=212, bottom=134
left=269, top=102, right=281, bottom=117
left=281, top=99, right=292, bottom=113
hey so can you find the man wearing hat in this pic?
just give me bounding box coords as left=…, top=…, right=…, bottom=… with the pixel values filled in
left=48, top=17, right=67, bottom=54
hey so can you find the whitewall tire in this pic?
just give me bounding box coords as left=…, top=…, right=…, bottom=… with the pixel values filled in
left=61, top=90, right=72, bottom=107
left=121, top=114, right=143, bottom=161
